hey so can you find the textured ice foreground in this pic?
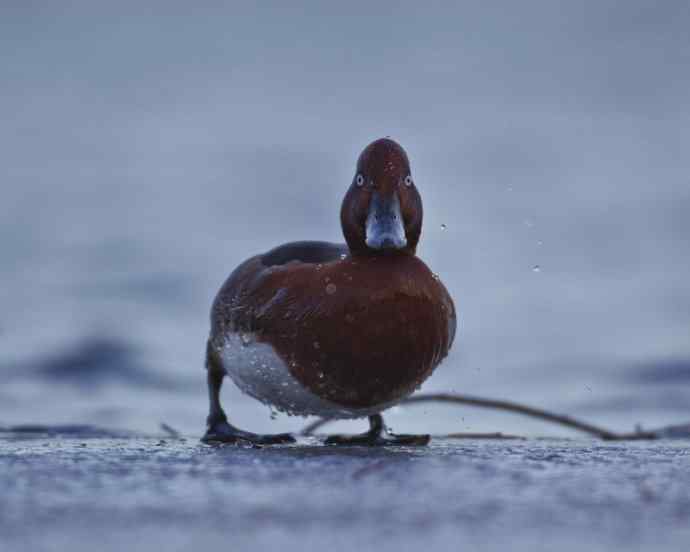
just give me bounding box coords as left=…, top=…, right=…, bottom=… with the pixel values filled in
left=2, top=435, right=690, bottom=552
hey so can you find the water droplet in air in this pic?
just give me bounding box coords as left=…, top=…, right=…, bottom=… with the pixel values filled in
left=326, top=283, right=337, bottom=295
left=440, top=223, right=447, bottom=230
left=313, top=341, right=320, bottom=350
left=340, top=253, right=347, bottom=260
left=432, top=273, right=440, bottom=281
left=281, top=382, right=289, bottom=387
left=315, top=264, right=322, bottom=271
left=317, top=371, right=325, bottom=380
left=532, top=265, right=541, bottom=273
left=240, top=333, right=252, bottom=346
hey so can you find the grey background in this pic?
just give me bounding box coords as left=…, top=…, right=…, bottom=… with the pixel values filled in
left=1, top=1, right=689, bottom=437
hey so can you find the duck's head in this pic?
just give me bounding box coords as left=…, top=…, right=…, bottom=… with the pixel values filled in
left=340, top=138, right=423, bottom=256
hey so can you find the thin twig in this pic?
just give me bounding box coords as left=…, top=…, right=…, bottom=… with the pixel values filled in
left=160, top=423, right=181, bottom=438
left=402, top=393, right=657, bottom=440
left=301, top=418, right=332, bottom=436
left=301, top=392, right=665, bottom=441
left=444, top=432, right=525, bottom=440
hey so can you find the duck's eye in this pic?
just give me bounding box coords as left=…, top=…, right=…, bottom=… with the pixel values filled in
left=355, top=174, right=364, bottom=187
left=404, top=175, right=413, bottom=187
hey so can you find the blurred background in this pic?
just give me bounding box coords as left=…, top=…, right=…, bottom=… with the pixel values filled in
left=1, top=1, right=689, bottom=438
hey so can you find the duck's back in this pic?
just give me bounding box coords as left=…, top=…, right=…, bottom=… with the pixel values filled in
left=209, top=242, right=456, bottom=417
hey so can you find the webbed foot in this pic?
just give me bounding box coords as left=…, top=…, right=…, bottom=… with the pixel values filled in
left=324, top=414, right=430, bottom=447
left=202, top=420, right=295, bottom=445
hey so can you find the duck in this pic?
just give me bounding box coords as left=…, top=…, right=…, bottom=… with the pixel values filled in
left=203, top=138, right=456, bottom=446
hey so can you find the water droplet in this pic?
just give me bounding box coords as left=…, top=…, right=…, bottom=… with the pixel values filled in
left=339, top=253, right=347, bottom=260
left=326, top=283, right=337, bottom=295
left=532, top=265, right=541, bottom=273
left=432, top=273, right=440, bottom=281
left=240, top=333, right=252, bottom=346
left=315, top=264, right=322, bottom=271
left=281, top=382, right=289, bottom=387
left=440, top=223, right=447, bottom=230
left=313, top=341, right=320, bottom=350
left=317, top=371, right=325, bottom=380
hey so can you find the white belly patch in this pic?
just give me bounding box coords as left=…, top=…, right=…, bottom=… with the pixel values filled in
left=219, top=332, right=392, bottom=419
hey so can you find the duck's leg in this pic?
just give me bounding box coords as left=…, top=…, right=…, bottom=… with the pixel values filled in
left=202, top=344, right=295, bottom=445
left=324, top=414, right=430, bottom=446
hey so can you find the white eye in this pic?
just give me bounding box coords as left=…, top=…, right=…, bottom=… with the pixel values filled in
left=404, top=175, right=413, bottom=187
left=355, top=174, right=364, bottom=187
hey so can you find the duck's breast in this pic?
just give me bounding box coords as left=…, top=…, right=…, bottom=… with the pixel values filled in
left=210, top=254, right=455, bottom=416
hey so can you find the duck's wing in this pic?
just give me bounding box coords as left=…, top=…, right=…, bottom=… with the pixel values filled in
left=210, top=241, right=348, bottom=339
left=261, top=241, right=348, bottom=266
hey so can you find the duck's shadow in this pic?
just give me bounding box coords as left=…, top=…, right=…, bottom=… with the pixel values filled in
left=199, top=435, right=436, bottom=462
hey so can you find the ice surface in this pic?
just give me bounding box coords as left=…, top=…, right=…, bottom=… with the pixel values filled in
left=1, top=434, right=690, bottom=552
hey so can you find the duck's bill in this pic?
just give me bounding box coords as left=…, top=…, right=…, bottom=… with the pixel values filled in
left=365, top=192, right=407, bottom=250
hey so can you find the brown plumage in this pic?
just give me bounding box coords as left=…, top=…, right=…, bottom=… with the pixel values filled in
left=210, top=251, right=455, bottom=409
